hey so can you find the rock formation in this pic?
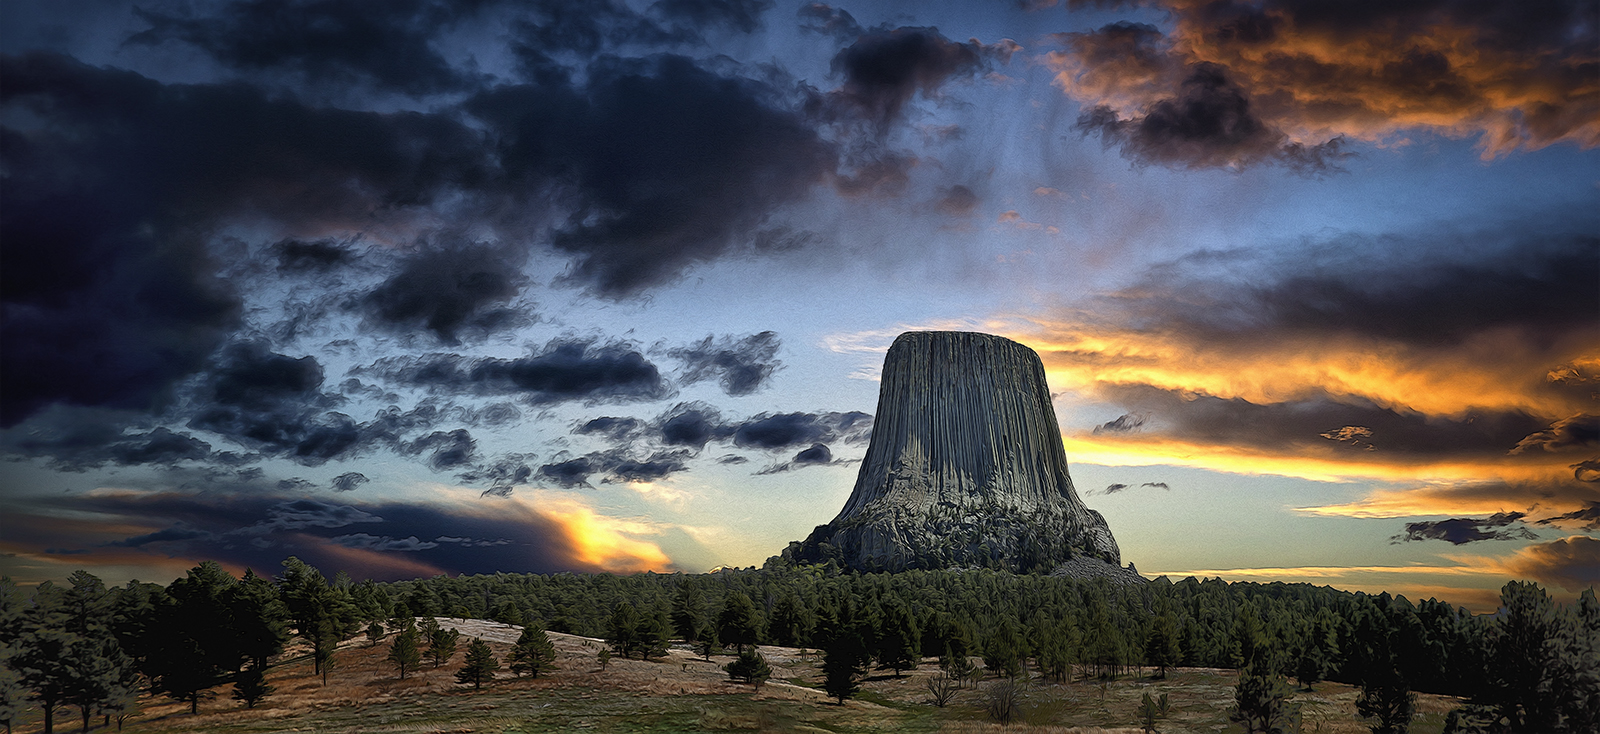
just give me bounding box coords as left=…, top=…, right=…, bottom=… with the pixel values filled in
left=784, top=331, right=1140, bottom=582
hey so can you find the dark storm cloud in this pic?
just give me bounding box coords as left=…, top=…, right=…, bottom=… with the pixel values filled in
left=829, top=26, right=1010, bottom=130
left=186, top=342, right=372, bottom=466
left=653, top=403, right=734, bottom=449
left=274, top=239, right=354, bottom=272
left=105, top=526, right=213, bottom=549
left=1536, top=502, right=1600, bottom=531
left=364, top=338, right=670, bottom=404
left=1108, top=229, right=1599, bottom=348
left=5, top=416, right=219, bottom=472
left=400, top=428, right=478, bottom=471
left=467, top=54, right=838, bottom=296
left=755, top=442, right=844, bottom=474
left=669, top=331, right=782, bottom=396
left=458, top=454, right=535, bottom=497
left=652, top=0, right=775, bottom=33
left=1391, top=512, right=1538, bottom=545
left=277, top=478, right=316, bottom=491
left=128, top=0, right=484, bottom=95
left=1573, top=460, right=1600, bottom=483
left=1074, top=61, right=1349, bottom=173
left=732, top=410, right=872, bottom=449
left=1096, top=382, right=1549, bottom=459
left=0, top=52, right=492, bottom=427
left=797, top=3, right=863, bottom=41
left=328, top=533, right=439, bottom=551
left=575, top=416, right=646, bottom=441
left=536, top=449, right=691, bottom=487
left=1102, top=483, right=1130, bottom=494
left=330, top=472, right=369, bottom=492
left=1093, top=413, right=1146, bottom=435
left=1511, top=415, right=1600, bottom=455
left=362, top=242, right=529, bottom=345
left=252, top=499, right=383, bottom=532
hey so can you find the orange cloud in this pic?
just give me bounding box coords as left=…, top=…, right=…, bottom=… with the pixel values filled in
left=1446, top=536, right=1600, bottom=593
left=1298, top=482, right=1600, bottom=519
left=1046, top=1, right=1599, bottom=159
left=1019, top=319, right=1596, bottom=419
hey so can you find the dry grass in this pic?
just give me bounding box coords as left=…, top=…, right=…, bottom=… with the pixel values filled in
left=10, top=619, right=1467, bottom=733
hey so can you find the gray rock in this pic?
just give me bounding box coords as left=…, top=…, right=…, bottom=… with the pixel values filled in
left=784, top=331, right=1134, bottom=579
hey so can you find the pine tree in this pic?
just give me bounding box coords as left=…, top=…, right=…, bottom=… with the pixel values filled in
left=1357, top=668, right=1416, bottom=734
left=769, top=592, right=811, bottom=648
left=723, top=649, right=772, bottom=688
left=822, top=634, right=867, bottom=704
left=717, top=591, right=760, bottom=655
left=983, top=617, right=1023, bottom=679
left=426, top=623, right=460, bottom=668
left=671, top=584, right=706, bottom=642
left=607, top=603, right=641, bottom=659
left=455, top=638, right=499, bottom=689
left=231, top=665, right=272, bottom=708
left=695, top=623, right=719, bottom=661
left=13, top=581, right=74, bottom=733
left=508, top=625, right=557, bottom=678
left=876, top=601, right=919, bottom=677
left=365, top=621, right=386, bottom=647
left=1145, top=613, right=1180, bottom=679
left=387, top=623, right=421, bottom=679
left=1230, top=651, right=1300, bottom=733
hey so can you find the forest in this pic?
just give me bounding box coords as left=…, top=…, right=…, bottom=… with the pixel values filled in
left=1, top=557, right=1594, bottom=733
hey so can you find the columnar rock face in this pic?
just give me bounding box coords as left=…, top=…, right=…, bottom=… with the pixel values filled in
left=785, top=331, right=1132, bottom=578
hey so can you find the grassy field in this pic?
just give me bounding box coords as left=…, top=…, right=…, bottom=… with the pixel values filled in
left=13, top=618, right=1466, bottom=733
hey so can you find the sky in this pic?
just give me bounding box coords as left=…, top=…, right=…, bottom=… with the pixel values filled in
left=1, top=0, right=1595, bottom=613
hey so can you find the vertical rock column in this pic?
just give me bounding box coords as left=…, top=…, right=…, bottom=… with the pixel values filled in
left=791, top=331, right=1123, bottom=573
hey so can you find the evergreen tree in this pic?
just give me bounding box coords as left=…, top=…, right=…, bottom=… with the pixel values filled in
left=426, top=624, right=460, bottom=668
left=13, top=582, right=73, bottom=733
left=671, top=584, right=706, bottom=642
left=1036, top=617, right=1079, bottom=683
left=278, top=557, right=356, bottom=678
left=1146, top=613, right=1180, bottom=678
left=1357, top=668, right=1416, bottom=734
left=231, top=665, right=272, bottom=708
left=639, top=604, right=672, bottom=660
left=983, top=617, right=1023, bottom=679
left=149, top=563, right=243, bottom=714
left=455, top=638, right=499, bottom=689
left=508, top=625, right=557, bottom=679
left=365, top=621, right=386, bottom=647
left=225, top=569, right=288, bottom=674
left=717, top=591, right=760, bottom=654
left=607, top=603, right=641, bottom=659
left=876, top=601, right=920, bottom=677
left=1230, top=651, right=1300, bottom=733
left=769, top=592, right=812, bottom=648
left=387, top=623, right=421, bottom=679
left=695, top=623, right=720, bottom=661
left=822, top=634, right=867, bottom=704
left=723, top=649, right=772, bottom=688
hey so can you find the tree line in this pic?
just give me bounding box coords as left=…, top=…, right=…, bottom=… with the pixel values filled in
left=1, top=558, right=1594, bottom=733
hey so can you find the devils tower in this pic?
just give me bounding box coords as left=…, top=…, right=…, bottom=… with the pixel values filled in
left=784, top=331, right=1140, bottom=582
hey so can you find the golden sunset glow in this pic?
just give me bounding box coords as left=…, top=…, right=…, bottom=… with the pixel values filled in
left=532, top=496, right=674, bottom=574
left=1013, top=321, right=1596, bottom=419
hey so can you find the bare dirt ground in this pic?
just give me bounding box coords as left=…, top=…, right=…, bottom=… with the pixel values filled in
left=14, top=618, right=1465, bottom=733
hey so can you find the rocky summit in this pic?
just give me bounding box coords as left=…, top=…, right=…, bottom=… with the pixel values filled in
left=784, top=331, right=1142, bottom=583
